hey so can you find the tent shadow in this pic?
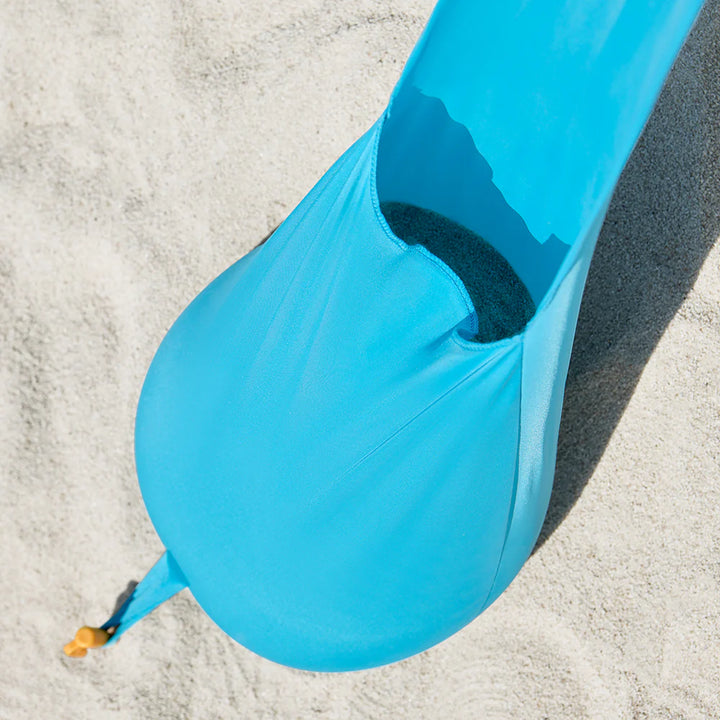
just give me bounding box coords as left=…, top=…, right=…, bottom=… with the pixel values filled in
left=254, top=227, right=277, bottom=249
left=535, top=1, right=720, bottom=550
left=111, top=580, right=138, bottom=617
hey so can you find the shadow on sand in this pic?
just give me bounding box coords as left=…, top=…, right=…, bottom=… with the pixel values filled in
left=536, top=1, right=720, bottom=548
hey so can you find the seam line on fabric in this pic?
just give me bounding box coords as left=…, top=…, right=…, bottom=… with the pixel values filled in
left=334, top=349, right=506, bottom=487
left=480, top=337, right=524, bottom=610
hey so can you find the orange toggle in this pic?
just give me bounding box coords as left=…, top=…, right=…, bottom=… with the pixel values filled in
left=63, top=626, right=111, bottom=658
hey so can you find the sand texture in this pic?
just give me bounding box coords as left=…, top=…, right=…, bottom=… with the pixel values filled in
left=1, top=1, right=719, bottom=718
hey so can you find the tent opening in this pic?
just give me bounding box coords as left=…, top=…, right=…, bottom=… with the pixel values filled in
left=376, top=86, right=570, bottom=343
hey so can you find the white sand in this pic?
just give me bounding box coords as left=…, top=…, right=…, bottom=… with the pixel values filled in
left=1, top=1, right=719, bottom=718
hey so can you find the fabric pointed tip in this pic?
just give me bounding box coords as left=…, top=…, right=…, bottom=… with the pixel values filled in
left=64, top=551, right=188, bottom=656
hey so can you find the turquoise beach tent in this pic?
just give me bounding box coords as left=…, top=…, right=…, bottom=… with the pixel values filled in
left=66, top=0, right=704, bottom=669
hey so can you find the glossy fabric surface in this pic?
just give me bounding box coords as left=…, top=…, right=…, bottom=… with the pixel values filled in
left=130, top=0, right=703, bottom=670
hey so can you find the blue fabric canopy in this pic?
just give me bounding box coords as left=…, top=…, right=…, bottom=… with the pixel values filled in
left=89, top=0, right=703, bottom=670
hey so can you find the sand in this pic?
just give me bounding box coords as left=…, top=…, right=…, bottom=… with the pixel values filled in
left=1, top=1, right=719, bottom=718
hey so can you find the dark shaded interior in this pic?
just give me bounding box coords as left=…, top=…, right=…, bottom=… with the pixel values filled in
left=382, top=201, right=535, bottom=343
left=376, top=86, right=570, bottom=342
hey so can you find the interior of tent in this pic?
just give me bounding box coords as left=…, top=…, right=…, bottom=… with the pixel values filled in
left=375, top=85, right=571, bottom=344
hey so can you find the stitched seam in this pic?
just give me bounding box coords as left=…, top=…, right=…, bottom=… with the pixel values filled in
left=480, top=337, right=525, bottom=610
left=368, top=108, right=476, bottom=319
